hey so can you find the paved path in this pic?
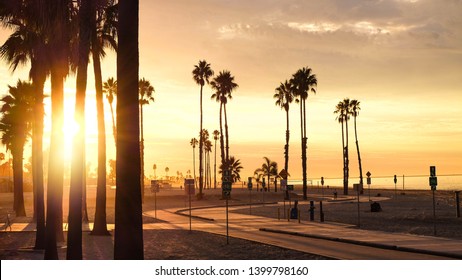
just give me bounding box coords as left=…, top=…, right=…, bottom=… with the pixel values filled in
left=143, top=205, right=462, bottom=260
left=3, top=204, right=462, bottom=260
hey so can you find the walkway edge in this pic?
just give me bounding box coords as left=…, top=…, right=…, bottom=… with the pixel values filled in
left=259, top=228, right=462, bottom=259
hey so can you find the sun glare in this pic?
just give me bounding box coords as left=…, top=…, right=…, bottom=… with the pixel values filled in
left=62, top=119, right=80, bottom=161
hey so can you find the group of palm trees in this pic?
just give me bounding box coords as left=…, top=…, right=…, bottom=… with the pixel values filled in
left=334, top=98, right=363, bottom=195
left=189, top=129, right=218, bottom=190
left=0, top=0, right=145, bottom=259
left=192, top=60, right=242, bottom=198
left=273, top=67, right=318, bottom=200
left=254, top=157, right=279, bottom=192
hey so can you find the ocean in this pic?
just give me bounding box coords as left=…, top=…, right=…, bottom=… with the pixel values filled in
left=289, top=174, right=462, bottom=191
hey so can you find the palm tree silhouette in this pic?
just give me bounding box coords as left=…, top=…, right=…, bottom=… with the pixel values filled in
left=0, top=0, right=49, bottom=250
left=0, top=80, right=34, bottom=217
left=103, top=77, right=117, bottom=145
left=138, top=77, right=155, bottom=201
left=43, top=0, right=73, bottom=259
left=211, top=70, right=238, bottom=173
left=200, top=129, right=209, bottom=189
left=192, top=60, right=214, bottom=198
left=290, top=67, right=317, bottom=200
left=91, top=1, right=118, bottom=237
left=255, top=157, right=278, bottom=192
left=212, top=130, right=219, bottom=189
left=350, top=99, right=363, bottom=188
left=114, top=0, right=144, bottom=260
left=274, top=80, right=294, bottom=178
left=334, top=98, right=351, bottom=195
left=204, top=138, right=212, bottom=189
left=190, top=138, right=198, bottom=188
left=219, top=156, right=243, bottom=183
left=67, top=0, right=94, bottom=259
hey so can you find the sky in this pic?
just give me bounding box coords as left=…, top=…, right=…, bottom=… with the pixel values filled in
left=1, top=0, right=461, bottom=184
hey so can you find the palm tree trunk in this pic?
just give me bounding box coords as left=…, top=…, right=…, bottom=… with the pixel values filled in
left=219, top=103, right=225, bottom=168
left=192, top=147, right=196, bottom=186
left=91, top=28, right=109, bottom=236
left=284, top=108, right=290, bottom=173
left=340, top=120, right=346, bottom=195
left=354, top=116, right=363, bottom=187
left=109, top=102, right=116, bottom=145
left=45, top=70, right=65, bottom=260
left=213, top=138, right=217, bottom=189
left=33, top=78, right=46, bottom=249
left=223, top=103, right=229, bottom=162
left=344, top=116, right=350, bottom=195
left=114, top=0, right=144, bottom=260
left=12, top=146, right=26, bottom=217
left=140, top=103, right=145, bottom=202
left=301, top=99, right=307, bottom=200
left=67, top=0, right=94, bottom=259
left=199, top=85, right=203, bottom=198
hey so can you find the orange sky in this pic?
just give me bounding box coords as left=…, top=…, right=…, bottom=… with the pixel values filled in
left=1, top=0, right=461, bottom=183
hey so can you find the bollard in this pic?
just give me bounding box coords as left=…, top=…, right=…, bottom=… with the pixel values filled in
left=456, top=191, right=461, bottom=218
left=309, top=201, right=315, bottom=221
left=320, top=201, right=324, bottom=222
left=298, top=209, right=301, bottom=223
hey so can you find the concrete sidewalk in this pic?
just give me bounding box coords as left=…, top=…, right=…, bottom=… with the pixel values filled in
left=176, top=205, right=462, bottom=259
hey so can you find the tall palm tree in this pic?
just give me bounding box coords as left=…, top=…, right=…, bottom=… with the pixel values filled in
left=190, top=138, right=198, bottom=188
left=211, top=70, right=238, bottom=174
left=43, top=0, right=73, bottom=260
left=103, top=77, right=117, bottom=145
left=334, top=98, right=351, bottom=195
left=114, top=0, right=143, bottom=260
left=0, top=80, right=34, bottom=217
left=0, top=0, right=49, bottom=250
left=67, top=0, right=94, bottom=260
left=138, top=77, right=154, bottom=201
left=91, top=0, right=117, bottom=237
left=192, top=60, right=213, bottom=198
left=350, top=99, right=363, bottom=188
left=212, top=130, right=219, bottom=189
left=274, top=80, right=294, bottom=177
left=290, top=67, right=317, bottom=200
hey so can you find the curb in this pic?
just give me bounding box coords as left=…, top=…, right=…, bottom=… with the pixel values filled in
left=259, top=228, right=462, bottom=260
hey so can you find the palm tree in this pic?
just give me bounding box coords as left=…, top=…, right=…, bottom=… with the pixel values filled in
left=200, top=129, right=209, bottom=189
left=334, top=98, right=351, bottom=195
left=290, top=67, right=317, bottom=200
left=114, top=0, right=143, bottom=260
left=211, top=70, right=238, bottom=174
left=350, top=99, right=363, bottom=188
left=212, top=130, right=219, bottom=189
left=274, top=80, right=294, bottom=177
left=91, top=0, right=117, bottom=237
left=0, top=0, right=49, bottom=250
left=67, top=0, right=94, bottom=260
left=152, top=163, right=157, bottom=179
left=103, top=77, right=117, bottom=144
left=253, top=168, right=263, bottom=192
left=165, top=167, right=169, bottom=179
left=204, top=139, right=212, bottom=189
left=190, top=138, right=198, bottom=187
left=0, top=80, right=34, bottom=217
left=138, top=77, right=155, bottom=201
left=255, top=157, right=278, bottom=192
left=43, top=0, right=73, bottom=260
left=219, top=156, right=243, bottom=183
left=192, top=60, right=213, bottom=198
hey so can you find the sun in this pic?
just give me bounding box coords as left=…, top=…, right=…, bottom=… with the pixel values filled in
left=62, top=118, right=80, bottom=162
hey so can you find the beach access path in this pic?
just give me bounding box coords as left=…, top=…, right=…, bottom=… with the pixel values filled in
left=143, top=204, right=462, bottom=260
